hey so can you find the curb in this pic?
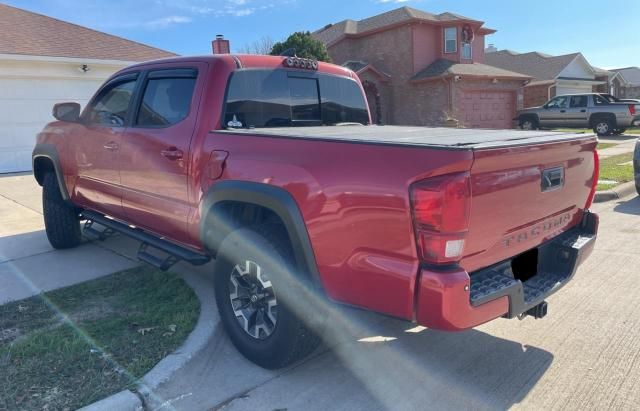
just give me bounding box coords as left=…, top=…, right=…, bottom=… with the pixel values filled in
left=79, top=266, right=218, bottom=411
left=594, top=181, right=637, bottom=203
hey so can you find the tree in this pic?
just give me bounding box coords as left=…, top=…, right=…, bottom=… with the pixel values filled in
left=237, top=36, right=275, bottom=55
left=270, top=31, right=331, bottom=62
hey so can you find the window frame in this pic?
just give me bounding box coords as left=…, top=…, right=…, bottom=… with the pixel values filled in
left=444, top=27, right=458, bottom=54
left=461, top=42, right=472, bottom=60
left=82, top=72, right=139, bottom=127
left=130, top=68, right=199, bottom=130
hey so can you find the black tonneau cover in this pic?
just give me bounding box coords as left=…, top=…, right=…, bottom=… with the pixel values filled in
left=217, top=125, right=594, bottom=150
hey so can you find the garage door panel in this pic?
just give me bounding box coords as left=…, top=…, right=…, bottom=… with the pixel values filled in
left=460, top=91, right=515, bottom=129
left=0, top=77, right=104, bottom=173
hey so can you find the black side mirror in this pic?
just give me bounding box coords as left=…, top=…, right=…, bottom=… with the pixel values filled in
left=53, top=102, right=81, bottom=122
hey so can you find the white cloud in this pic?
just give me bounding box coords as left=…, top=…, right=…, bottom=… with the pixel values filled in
left=143, top=15, right=192, bottom=29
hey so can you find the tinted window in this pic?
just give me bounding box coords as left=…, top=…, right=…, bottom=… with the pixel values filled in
left=87, top=79, right=136, bottom=126
left=593, top=95, right=609, bottom=105
left=570, top=95, right=588, bottom=108
left=224, top=70, right=369, bottom=128
left=137, top=77, right=196, bottom=127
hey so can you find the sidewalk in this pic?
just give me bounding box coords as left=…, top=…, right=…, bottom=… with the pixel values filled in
left=598, top=135, right=637, bottom=159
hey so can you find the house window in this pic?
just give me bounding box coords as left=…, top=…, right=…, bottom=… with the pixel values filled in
left=444, top=27, right=457, bottom=53
left=461, top=42, right=472, bottom=59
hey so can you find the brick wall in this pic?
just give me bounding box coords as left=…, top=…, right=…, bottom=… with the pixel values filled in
left=523, top=84, right=553, bottom=108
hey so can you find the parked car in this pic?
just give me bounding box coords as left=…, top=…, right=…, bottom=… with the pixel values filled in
left=634, top=139, right=640, bottom=195
left=33, top=55, right=599, bottom=369
left=517, top=93, right=640, bottom=136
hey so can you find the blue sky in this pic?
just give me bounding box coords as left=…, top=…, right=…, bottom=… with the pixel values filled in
left=6, top=0, right=639, bottom=69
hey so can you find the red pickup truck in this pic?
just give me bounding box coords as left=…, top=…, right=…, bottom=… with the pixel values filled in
left=32, top=55, right=599, bottom=369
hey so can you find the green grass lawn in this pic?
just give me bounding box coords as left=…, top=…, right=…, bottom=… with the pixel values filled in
left=596, top=152, right=635, bottom=191
left=0, top=266, right=199, bottom=411
left=597, top=143, right=617, bottom=150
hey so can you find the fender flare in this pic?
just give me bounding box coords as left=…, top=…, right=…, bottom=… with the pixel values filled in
left=32, top=144, right=70, bottom=201
left=200, top=180, right=323, bottom=290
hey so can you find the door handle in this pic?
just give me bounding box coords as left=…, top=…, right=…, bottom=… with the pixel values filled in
left=560, top=110, right=566, bottom=113
left=161, top=147, right=184, bottom=160
left=580, top=109, right=587, bottom=113
left=103, top=141, right=119, bottom=151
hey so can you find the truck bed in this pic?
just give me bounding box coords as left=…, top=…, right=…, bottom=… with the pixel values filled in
left=218, top=125, right=595, bottom=150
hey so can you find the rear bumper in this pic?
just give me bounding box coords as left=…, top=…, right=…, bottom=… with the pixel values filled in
left=415, top=211, right=598, bottom=331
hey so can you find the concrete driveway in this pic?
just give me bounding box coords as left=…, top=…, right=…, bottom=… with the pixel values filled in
left=152, top=194, right=640, bottom=410
left=2, top=173, right=639, bottom=410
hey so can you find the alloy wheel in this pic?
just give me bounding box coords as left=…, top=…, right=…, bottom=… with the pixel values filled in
left=228, top=260, right=278, bottom=339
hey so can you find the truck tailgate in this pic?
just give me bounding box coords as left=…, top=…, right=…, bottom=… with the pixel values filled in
left=461, top=136, right=598, bottom=273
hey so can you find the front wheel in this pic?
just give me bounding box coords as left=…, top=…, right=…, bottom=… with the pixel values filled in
left=519, top=116, right=538, bottom=130
left=593, top=119, right=613, bottom=136
left=214, top=226, right=321, bottom=369
left=42, top=173, right=81, bottom=249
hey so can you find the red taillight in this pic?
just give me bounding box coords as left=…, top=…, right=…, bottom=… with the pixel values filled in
left=410, top=172, right=471, bottom=265
left=585, top=149, right=599, bottom=209
left=629, top=105, right=636, bottom=116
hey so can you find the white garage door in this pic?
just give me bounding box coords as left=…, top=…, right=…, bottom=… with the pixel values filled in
left=556, top=85, right=593, bottom=96
left=460, top=91, right=516, bottom=129
left=0, top=77, right=103, bottom=173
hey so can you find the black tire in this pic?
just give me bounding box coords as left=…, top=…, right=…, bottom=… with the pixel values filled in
left=519, top=116, right=538, bottom=130
left=613, top=128, right=627, bottom=136
left=214, top=225, right=321, bottom=369
left=42, top=173, right=81, bottom=249
left=636, top=182, right=640, bottom=197
left=593, top=119, right=613, bottom=136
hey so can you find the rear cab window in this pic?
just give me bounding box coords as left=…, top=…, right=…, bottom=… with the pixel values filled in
left=135, top=69, right=197, bottom=128
left=223, top=69, right=369, bottom=128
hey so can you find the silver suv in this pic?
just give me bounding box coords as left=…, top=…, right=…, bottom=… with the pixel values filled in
left=517, top=93, right=640, bottom=136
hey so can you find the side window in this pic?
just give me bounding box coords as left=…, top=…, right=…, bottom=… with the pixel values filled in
left=136, top=71, right=197, bottom=127
left=570, top=95, right=588, bottom=108
left=86, top=78, right=137, bottom=126
left=444, top=27, right=457, bottom=53
left=593, top=95, right=608, bottom=105
left=546, top=96, right=568, bottom=109
left=461, top=42, right=472, bottom=60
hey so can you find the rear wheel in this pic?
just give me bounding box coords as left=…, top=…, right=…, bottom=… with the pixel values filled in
left=519, top=116, right=538, bottom=130
left=214, top=225, right=321, bottom=369
left=593, top=119, right=613, bottom=136
left=42, top=173, right=81, bottom=249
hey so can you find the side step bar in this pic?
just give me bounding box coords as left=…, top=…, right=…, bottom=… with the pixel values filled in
left=81, top=210, right=211, bottom=271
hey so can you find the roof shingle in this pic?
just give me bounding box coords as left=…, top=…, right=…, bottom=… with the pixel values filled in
left=485, top=50, right=582, bottom=81
left=313, top=6, right=491, bottom=46
left=612, top=67, right=640, bottom=86
left=411, top=58, right=531, bottom=81
left=0, top=3, right=176, bottom=62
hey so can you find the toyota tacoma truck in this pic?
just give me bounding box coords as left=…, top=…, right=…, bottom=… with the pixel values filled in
left=33, top=55, right=599, bottom=369
left=517, top=93, right=640, bottom=135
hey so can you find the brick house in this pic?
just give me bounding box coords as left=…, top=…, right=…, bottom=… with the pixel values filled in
left=313, top=7, right=531, bottom=129
left=610, top=67, right=640, bottom=99
left=484, top=49, right=612, bottom=108
left=0, top=4, right=175, bottom=173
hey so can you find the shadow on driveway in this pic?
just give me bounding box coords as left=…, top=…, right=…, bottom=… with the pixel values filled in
left=613, top=195, right=640, bottom=216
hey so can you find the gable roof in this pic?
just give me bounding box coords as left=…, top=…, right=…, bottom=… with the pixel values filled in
left=313, top=6, right=495, bottom=46
left=411, top=58, right=531, bottom=82
left=611, top=67, right=640, bottom=86
left=0, top=3, right=176, bottom=62
left=342, top=60, right=391, bottom=81
left=484, top=50, right=583, bottom=81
